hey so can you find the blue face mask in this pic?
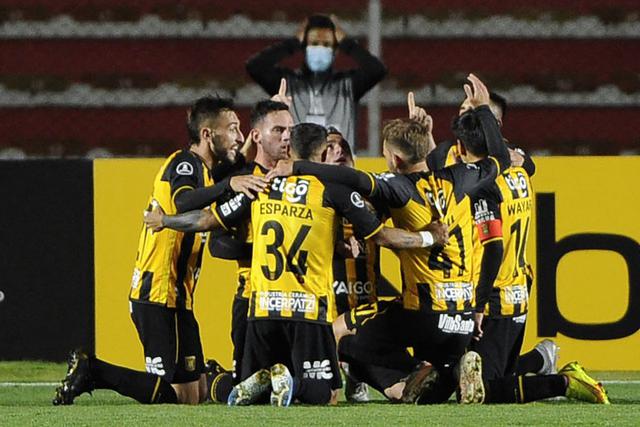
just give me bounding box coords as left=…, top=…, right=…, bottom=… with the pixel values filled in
left=305, top=46, right=334, bottom=73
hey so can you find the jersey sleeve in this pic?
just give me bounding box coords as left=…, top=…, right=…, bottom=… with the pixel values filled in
left=325, top=183, right=383, bottom=240
left=212, top=193, right=252, bottom=230
left=293, top=161, right=375, bottom=196
left=470, top=184, right=503, bottom=244
left=368, top=172, right=413, bottom=208
left=168, top=152, right=201, bottom=201
left=476, top=105, right=510, bottom=172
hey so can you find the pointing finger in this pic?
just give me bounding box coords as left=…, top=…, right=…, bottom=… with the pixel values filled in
left=407, top=92, right=416, bottom=117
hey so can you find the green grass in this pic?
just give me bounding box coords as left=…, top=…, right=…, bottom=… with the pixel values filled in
left=1, top=362, right=639, bottom=426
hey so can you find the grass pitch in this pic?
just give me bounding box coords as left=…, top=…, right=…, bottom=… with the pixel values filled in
left=1, top=362, right=639, bottom=426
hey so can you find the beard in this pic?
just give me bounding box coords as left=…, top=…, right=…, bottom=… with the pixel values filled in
left=212, top=137, right=239, bottom=165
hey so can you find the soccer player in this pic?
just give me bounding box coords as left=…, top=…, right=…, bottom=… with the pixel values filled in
left=53, top=96, right=267, bottom=406
left=324, top=129, right=379, bottom=403
left=268, top=74, right=511, bottom=404
left=144, top=123, right=448, bottom=406
left=428, top=91, right=560, bottom=376
left=465, top=144, right=609, bottom=405
left=205, top=99, right=294, bottom=402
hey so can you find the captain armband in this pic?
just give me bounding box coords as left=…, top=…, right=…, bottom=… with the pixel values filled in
left=476, top=219, right=502, bottom=242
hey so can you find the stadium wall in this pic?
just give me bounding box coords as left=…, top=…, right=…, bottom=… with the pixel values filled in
left=1, top=157, right=639, bottom=370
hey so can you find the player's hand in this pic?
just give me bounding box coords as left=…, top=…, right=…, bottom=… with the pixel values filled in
left=463, top=73, right=490, bottom=108
left=229, top=174, right=269, bottom=200
left=240, top=132, right=257, bottom=163
left=347, top=236, right=362, bottom=258
left=426, top=221, right=449, bottom=246
left=271, top=78, right=292, bottom=108
left=509, top=148, right=525, bottom=167
left=143, top=204, right=165, bottom=232
left=330, top=14, right=346, bottom=44
left=472, top=312, right=484, bottom=341
left=407, top=92, right=433, bottom=133
left=266, top=159, right=294, bottom=180
left=296, top=18, right=308, bottom=43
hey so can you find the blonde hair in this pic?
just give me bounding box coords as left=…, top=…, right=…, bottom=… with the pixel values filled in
left=382, top=118, right=429, bottom=164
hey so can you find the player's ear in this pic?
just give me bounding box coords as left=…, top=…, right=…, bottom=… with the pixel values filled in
left=250, top=128, right=261, bottom=144
left=393, top=153, right=404, bottom=170
left=200, top=126, right=213, bottom=145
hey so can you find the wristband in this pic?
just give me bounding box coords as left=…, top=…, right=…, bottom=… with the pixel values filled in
left=420, top=231, right=434, bottom=247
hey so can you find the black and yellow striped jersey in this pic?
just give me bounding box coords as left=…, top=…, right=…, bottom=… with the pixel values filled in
left=130, top=150, right=213, bottom=310
left=208, top=162, right=269, bottom=300
left=368, top=161, right=500, bottom=313
left=291, top=105, right=509, bottom=314
left=471, top=164, right=534, bottom=317
left=214, top=175, right=383, bottom=324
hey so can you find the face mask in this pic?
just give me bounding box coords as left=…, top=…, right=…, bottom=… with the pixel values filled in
left=305, top=46, right=334, bottom=73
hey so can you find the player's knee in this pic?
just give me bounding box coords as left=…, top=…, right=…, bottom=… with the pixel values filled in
left=172, top=381, right=201, bottom=405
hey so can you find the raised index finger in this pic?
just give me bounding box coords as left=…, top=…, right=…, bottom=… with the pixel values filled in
left=407, top=92, right=416, bottom=116
left=278, top=78, right=287, bottom=97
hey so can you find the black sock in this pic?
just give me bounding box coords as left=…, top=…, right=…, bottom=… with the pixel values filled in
left=91, top=358, right=177, bottom=404
left=293, top=378, right=331, bottom=404
left=486, top=375, right=566, bottom=403
left=208, top=372, right=234, bottom=403
left=515, top=349, right=544, bottom=375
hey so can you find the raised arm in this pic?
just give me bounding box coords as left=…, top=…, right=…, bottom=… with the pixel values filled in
left=245, top=38, right=300, bottom=95
left=464, top=74, right=509, bottom=171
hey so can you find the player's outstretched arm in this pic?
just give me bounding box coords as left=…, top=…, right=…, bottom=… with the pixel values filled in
left=371, top=221, right=448, bottom=250
left=174, top=174, right=268, bottom=213
left=267, top=160, right=376, bottom=196
left=144, top=207, right=219, bottom=233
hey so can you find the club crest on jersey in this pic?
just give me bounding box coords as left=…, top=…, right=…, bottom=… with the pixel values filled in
left=176, top=161, right=194, bottom=176
left=184, top=356, right=196, bottom=372
left=270, top=177, right=310, bottom=204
